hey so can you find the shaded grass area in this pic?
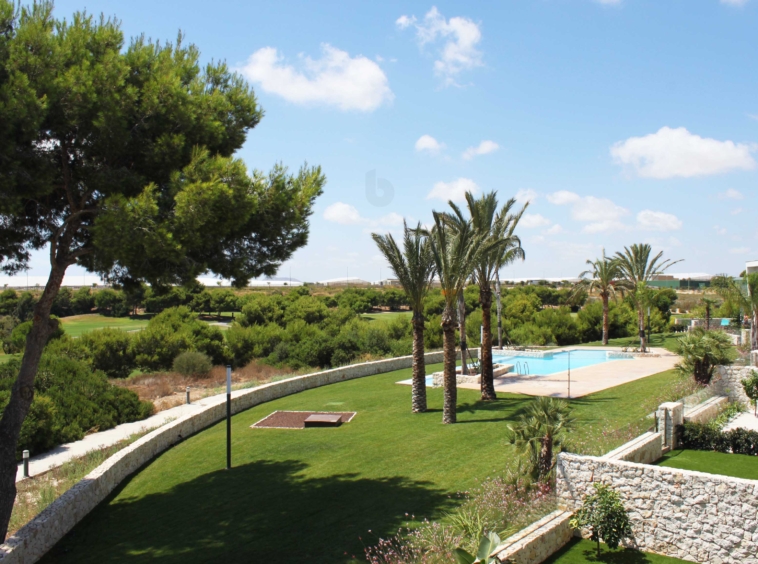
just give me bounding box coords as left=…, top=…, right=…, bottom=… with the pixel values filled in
left=656, top=449, right=758, bottom=480
left=42, top=365, right=691, bottom=564
left=60, top=314, right=151, bottom=337
left=545, top=539, right=689, bottom=563
left=0, top=353, right=19, bottom=364
left=583, top=333, right=683, bottom=354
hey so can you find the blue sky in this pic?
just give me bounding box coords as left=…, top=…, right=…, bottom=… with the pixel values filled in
left=21, top=0, right=758, bottom=283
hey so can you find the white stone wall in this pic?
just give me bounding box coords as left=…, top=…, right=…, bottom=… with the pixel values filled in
left=683, top=396, right=728, bottom=425
left=0, top=351, right=446, bottom=564
left=494, top=510, right=574, bottom=564
left=712, top=365, right=757, bottom=408
left=556, top=452, right=758, bottom=564
left=603, top=432, right=663, bottom=465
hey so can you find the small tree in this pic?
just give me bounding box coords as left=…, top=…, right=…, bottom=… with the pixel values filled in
left=742, top=370, right=758, bottom=417
left=570, top=483, right=634, bottom=558
left=675, top=327, right=735, bottom=385
left=509, top=396, right=574, bottom=480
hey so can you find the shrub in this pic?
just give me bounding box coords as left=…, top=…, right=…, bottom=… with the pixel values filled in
left=675, top=327, right=735, bottom=385
left=80, top=329, right=136, bottom=379
left=678, top=422, right=758, bottom=456
left=742, top=370, right=758, bottom=416
left=94, top=288, right=130, bottom=317
left=570, top=483, right=633, bottom=558
left=0, top=355, right=153, bottom=458
left=5, top=318, right=64, bottom=354
left=173, top=351, right=213, bottom=376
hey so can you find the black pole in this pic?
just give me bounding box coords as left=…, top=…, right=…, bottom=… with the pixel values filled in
left=567, top=350, right=571, bottom=399
left=226, top=365, right=232, bottom=470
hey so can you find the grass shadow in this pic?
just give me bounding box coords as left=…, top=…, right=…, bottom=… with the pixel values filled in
left=41, top=459, right=453, bottom=564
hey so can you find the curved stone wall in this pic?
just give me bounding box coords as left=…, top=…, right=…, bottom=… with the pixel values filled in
left=0, top=351, right=449, bottom=564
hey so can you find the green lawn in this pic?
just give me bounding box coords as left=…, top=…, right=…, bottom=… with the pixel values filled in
left=361, top=310, right=413, bottom=322
left=584, top=332, right=683, bottom=354
left=59, top=314, right=151, bottom=337
left=545, top=539, right=689, bottom=563
left=0, top=353, right=18, bottom=364
left=656, top=449, right=758, bottom=480
left=42, top=366, right=687, bottom=564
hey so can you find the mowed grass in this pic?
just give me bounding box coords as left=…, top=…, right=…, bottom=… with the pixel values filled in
left=42, top=366, right=689, bottom=564
left=545, top=539, right=689, bottom=563
left=59, top=314, right=151, bottom=337
left=361, top=310, right=413, bottom=322
left=656, top=449, right=758, bottom=480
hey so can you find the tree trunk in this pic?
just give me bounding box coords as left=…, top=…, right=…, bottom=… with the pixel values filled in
left=0, top=263, right=67, bottom=541
left=411, top=313, right=427, bottom=413
left=539, top=435, right=553, bottom=479
left=442, top=304, right=457, bottom=424
left=457, top=291, right=467, bottom=376
left=480, top=284, right=496, bottom=401
left=638, top=307, right=646, bottom=352
left=752, top=309, right=758, bottom=352
left=495, top=277, right=503, bottom=348
left=705, top=305, right=711, bottom=332
left=602, top=294, right=610, bottom=346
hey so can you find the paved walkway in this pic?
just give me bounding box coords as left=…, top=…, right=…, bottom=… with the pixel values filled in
left=16, top=390, right=233, bottom=482
left=724, top=411, right=758, bottom=433
left=458, top=346, right=679, bottom=399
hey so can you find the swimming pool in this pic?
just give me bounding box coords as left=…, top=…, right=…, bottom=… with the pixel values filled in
left=492, top=350, right=631, bottom=376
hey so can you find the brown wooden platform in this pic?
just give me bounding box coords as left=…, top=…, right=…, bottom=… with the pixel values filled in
left=251, top=411, right=356, bottom=429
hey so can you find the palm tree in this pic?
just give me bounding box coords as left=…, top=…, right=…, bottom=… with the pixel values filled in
left=494, top=224, right=526, bottom=349
left=426, top=211, right=488, bottom=424
left=372, top=222, right=436, bottom=413
left=447, top=192, right=526, bottom=400
left=576, top=256, right=626, bottom=346
left=509, top=396, right=574, bottom=480
left=614, top=244, right=681, bottom=352
left=700, top=296, right=718, bottom=330
left=714, top=273, right=758, bottom=351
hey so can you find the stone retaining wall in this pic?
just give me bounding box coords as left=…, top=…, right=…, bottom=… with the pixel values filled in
left=556, top=453, right=758, bottom=564
left=712, top=365, right=756, bottom=408
left=603, top=431, right=662, bottom=464
left=683, top=395, right=728, bottom=424
left=0, top=352, right=448, bottom=564
left=494, top=510, right=574, bottom=564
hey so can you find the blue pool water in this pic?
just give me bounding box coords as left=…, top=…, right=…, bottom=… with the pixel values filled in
left=492, top=350, right=630, bottom=376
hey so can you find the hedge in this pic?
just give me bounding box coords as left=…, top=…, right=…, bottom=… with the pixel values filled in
left=677, top=422, right=758, bottom=456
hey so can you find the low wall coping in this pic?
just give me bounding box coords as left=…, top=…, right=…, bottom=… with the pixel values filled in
left=494, top=509, right=574, bottom=564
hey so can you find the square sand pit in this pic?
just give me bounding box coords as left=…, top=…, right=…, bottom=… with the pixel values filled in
left=251, top=411, right=356, bottom=429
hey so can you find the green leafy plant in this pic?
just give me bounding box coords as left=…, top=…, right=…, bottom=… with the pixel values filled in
left=454, top=531, right=501, bottom=564
left=509, top=396, right=574, bottom=480
left=570, top=483, right=634, bottom=558
left=675, top=327, right=735, bottom=385
left=742, top=370, right=758, bottom=417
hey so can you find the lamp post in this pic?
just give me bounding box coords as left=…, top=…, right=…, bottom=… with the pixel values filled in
left=567, top=350, right=571, bottom=399
left=647, top=306, right=651, bottom=350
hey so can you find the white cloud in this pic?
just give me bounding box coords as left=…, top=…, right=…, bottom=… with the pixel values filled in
left=610, top=126, right=757, bottom=178
left=426, top=178, right=479, bottom=202
left=546, top=190, right=581, bottom=205
left=730, top=247, right=752, bottom=255
left=521, top=214, right=552, bottom=229
left=240, top=44, right=393, bottom=112
left=515, top=189, right=537, bottom=203
left=719, top=188, right=744, bottom=200
left=545, top=224, right=564, bottom=235
left=462, top=140, right=499, bottom=160
left=714, top=225, right=728, bottom=235
left=415, top=134, right=445, bottom=154
left=721, top=0, right=749, bottom=6
left=323, top=203, right=405, bottom=229
left=397, top=6, right=483, bottom=85
left=732, top=208, right=744, bottom=215
left=636, top=210, right=683, bottom=232
left=324, top=202, right=364, bottom=225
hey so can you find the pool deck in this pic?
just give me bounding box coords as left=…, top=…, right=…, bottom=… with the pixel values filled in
left=457, top=346, right=679, bottom=398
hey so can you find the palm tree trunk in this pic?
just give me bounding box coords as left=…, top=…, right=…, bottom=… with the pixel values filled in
left=495, top=277, right=503, bottom=348
left=0, top=263, right=67, bottom=541
left=411, top=313, right=427, bottom=413
left=442, top=304, right=457, bottom=424
left=638, top=307, right=646, bottom=352
left=539, top=435, right=553, bottom=480
left=457, top=291, right=467, bottom=376
left=480, top=284, right=496, bottom=401
left=602, top=294, right=610, bottom=346
left=705, top=305, right=711, bottom=331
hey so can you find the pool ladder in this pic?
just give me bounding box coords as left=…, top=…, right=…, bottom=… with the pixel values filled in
left=514, top=361, right=530, bottom=375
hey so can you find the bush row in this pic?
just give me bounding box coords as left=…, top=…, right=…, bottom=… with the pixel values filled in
left=0, top=355, right=153, bottom=459
left=677, top=422, right=758, bottom=456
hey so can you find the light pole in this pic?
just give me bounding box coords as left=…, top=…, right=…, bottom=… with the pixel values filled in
left=226, top=365, right=232, bottom=470
left=567, top=350, right=571, bottom=399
